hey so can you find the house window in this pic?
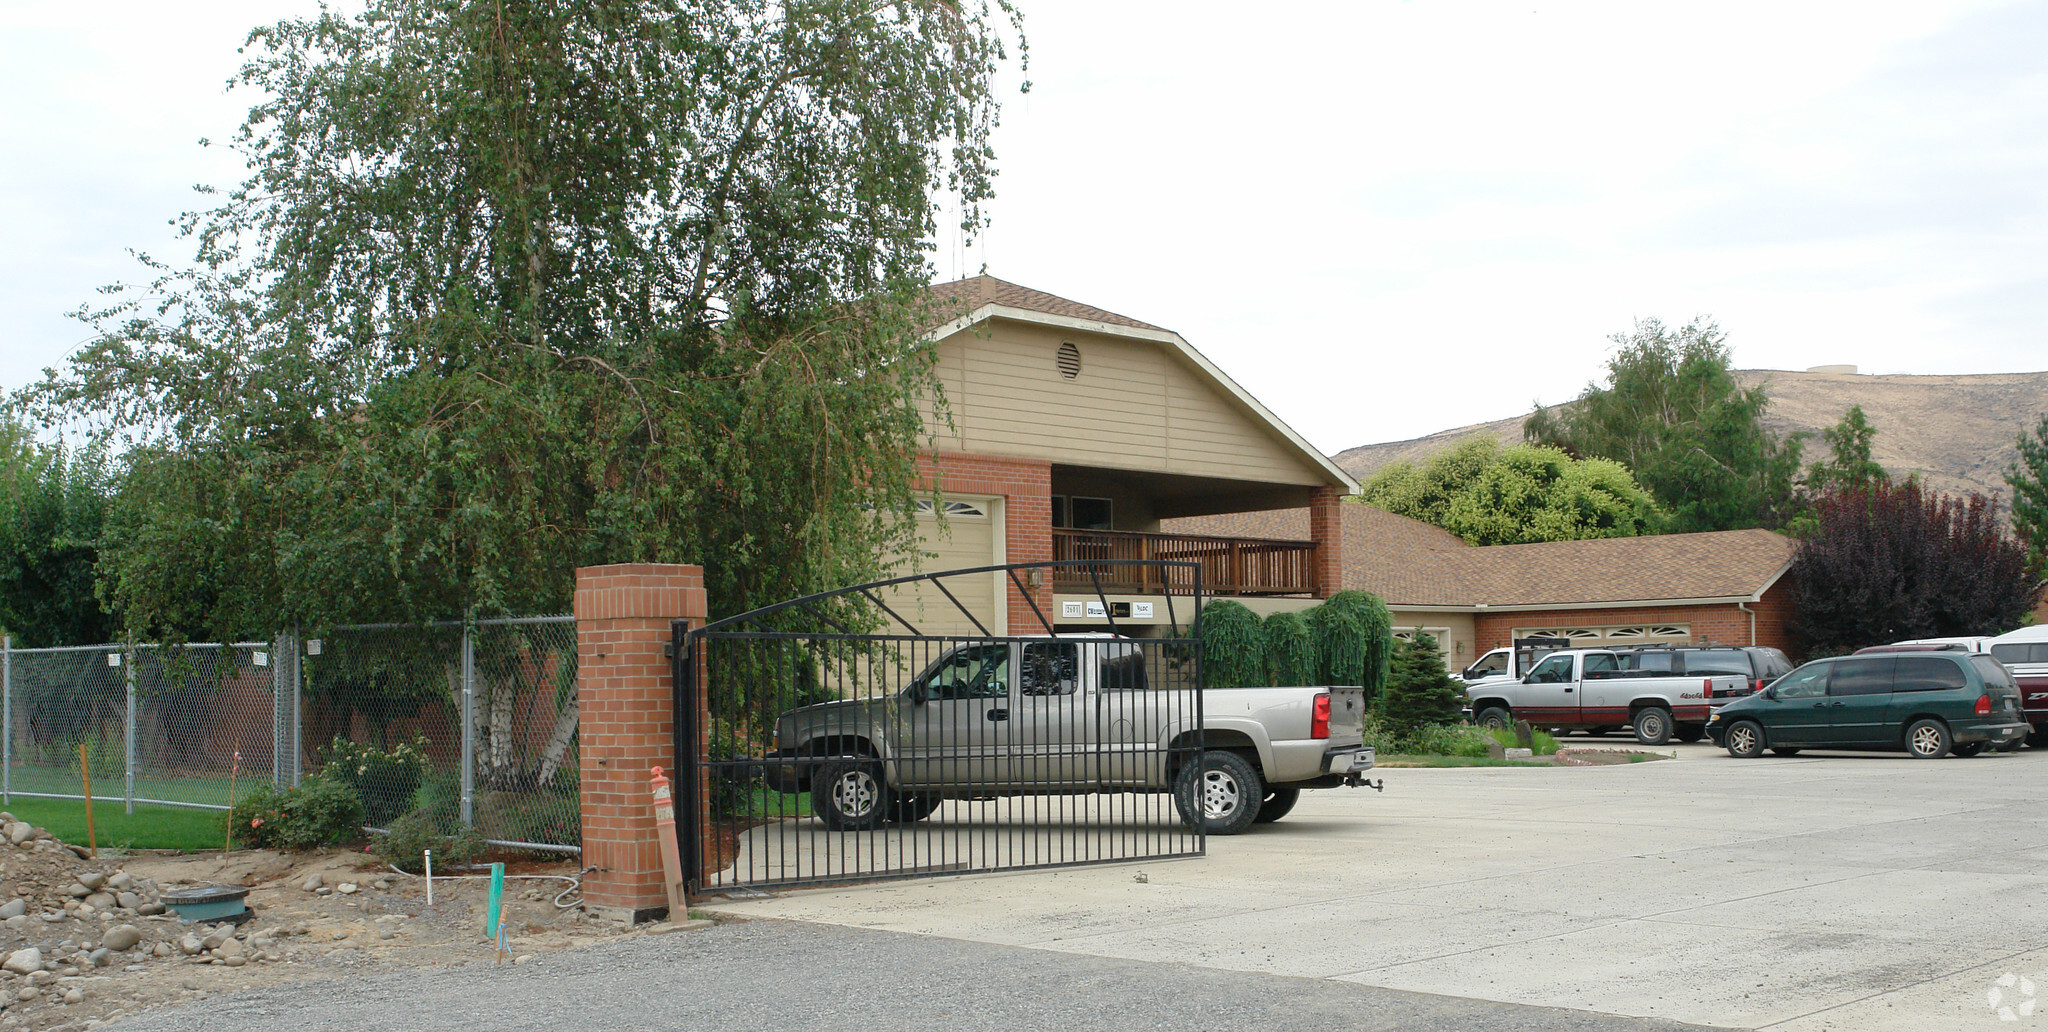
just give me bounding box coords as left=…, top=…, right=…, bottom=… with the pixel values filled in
left=1068, top=497, right=1113, bottom=531
left=914, top=499, right=988, bottom=518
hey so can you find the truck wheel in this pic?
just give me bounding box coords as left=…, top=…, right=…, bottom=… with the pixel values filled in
left=1632, top=707, right=1672, bottom=746
left=2029, top=728, right=2048, bottom=749
left=1905, top=719, right=1951, bottom=759
left=1952, top=741, right=1986, bottom=758
left=812, top=758, right=890, bottom=830
left=1253, top=787, right=1301, bottom=824
left=1674, top=723, right=1705, bottom=744
left=1474, top=707, right=1511, bottom=731
left=1585, top=726, right=1611, bottom=737
left=889, top=793, right=940, bottom=823
left=1725, top=720, right=1765, bottom=758
left=1173, top=750, right=1264, bottom=836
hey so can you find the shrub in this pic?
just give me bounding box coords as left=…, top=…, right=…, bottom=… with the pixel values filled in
left=1400, top=723, right=1496, bottom=758
left=1483, top=726, right=1559, bottom=756
left=1381, top=633, right=1466, bottom=736
left=1308, top=603, right=1364, bottom=687
left=1322, top=591, right=1393, bottom=701
left=374, top=812, right=487, bottom=872
left=318, top=736, right=430, bottom=826
left=1199, top=600, right=1265, bottom=688
left=1261, top=611, right=1315, bottom=687
left=228, top=777, right=366, bottom=849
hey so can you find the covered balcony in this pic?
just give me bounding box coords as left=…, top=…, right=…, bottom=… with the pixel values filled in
left=1051, top=528, right=1320, bottom=597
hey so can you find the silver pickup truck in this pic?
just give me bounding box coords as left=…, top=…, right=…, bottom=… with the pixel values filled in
left=1466, top=648, right=1753, bottom=744
left=767, top=634, right=1378, bottom=835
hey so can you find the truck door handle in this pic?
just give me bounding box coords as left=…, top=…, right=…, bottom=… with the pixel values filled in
left=986, top=709, right=1009, bottom=721
left=1563, top=688, right=1573, bottom=693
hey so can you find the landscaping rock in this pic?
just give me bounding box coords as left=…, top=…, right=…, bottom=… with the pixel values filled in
left=101, top=926, right=143, bottom=952
left=301, top=873, right=323, bottom=892
left=136, top=902, right=166, bottom=916
left=106, top=872, right=133, bottom=891
left=88, top=948, right=111, bottom=968
left=116, top=892, right=141, bottom=910
left=0, top=902, right=22, bottom=921
left=64, top=884, right=92, bottom=899
left=213, top=938, right=245, bottom=960
left=63, top=987, right=83, bottom=1004
left=6, top=824, right=31, bottom=847
left=176, top=935, right=203, bottom=957
left=85, top=893, right=116, bottom=909
left=336, top=883, right=359, bottom=895
left=0, top=950, right=39, bottom=976
left=78, top=872, right=107, bottom=891
left=200, top=928, right=231, bottom=951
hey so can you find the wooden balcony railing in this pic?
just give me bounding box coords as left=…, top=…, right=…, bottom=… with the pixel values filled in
left=1051, top=529, right=1320, bottom=597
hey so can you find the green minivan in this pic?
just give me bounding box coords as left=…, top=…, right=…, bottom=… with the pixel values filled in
left=1707, top=652, right=2029, bottom=759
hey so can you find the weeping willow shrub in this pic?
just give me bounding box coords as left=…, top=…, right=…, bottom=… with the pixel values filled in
left=1309, top=604, right=1365, bottom=689
left=1261, top=610, right=1315, bottom=687
left=1323, top=590, right=1394, bottom=703
left=1198, top=600, right=1265, bottom=688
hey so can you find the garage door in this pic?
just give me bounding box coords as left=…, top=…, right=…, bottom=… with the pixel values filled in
left=879, top=497, right=1003, bottom=637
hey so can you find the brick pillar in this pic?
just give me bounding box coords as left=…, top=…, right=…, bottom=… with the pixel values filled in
left=1308, top=485, right=1345, bottom=598
left=574, top=562, right=706, bottom=923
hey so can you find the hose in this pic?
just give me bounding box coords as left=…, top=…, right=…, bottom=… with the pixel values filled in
left=383, top=864, right=593, bottom=909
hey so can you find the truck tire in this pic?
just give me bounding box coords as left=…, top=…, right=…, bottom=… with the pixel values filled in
left=1674, top=723, right=1705, bottom=744
left=1474, top=706, right=1511, bottom=731
left=812, top=758, right=891, bottom=830
left=2029, top=727, right=2048, bottom=749
left=1905, top=718, right=1951, bottom=759
left=1952, top=742, right=1986, bottom=758
left=889, top=793, right=940, bottom=823
left=1173, top=750, right=1264, bottom=836
left=1254, top=787, right=1301, bottom=824
left=1632, top=706, right=1672, bottom=746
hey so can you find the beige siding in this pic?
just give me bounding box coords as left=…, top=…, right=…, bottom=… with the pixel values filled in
left=929, top=321, right=1323, bottom=487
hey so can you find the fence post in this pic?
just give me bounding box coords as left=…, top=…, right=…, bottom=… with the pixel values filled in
left=291, top=625, right=304, bottom=787
left=460, top=620, right=476, bottom=828
left=272, top=631, right=290, bottom=790
left=2, top=635, right=10, bottom=805
left=123, top=639, right=137, bottom=815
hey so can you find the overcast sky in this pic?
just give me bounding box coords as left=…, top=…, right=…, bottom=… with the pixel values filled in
left=5, top=1, right=2044, bottom=453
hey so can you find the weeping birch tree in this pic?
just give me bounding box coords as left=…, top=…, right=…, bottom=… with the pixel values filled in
left=26, top=0, right=1027, bottom=788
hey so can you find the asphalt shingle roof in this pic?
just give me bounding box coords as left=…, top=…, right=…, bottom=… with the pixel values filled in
left=1165, top=506, right=1796, bottom=607
left=928, top=275, right=1169, bottom=333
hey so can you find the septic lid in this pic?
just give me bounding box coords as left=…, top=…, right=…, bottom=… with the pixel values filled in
left=159, top=884, right=252, bottom=905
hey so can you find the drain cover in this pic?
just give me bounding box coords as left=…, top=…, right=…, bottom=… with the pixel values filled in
left=159, top=884, right=252, bottom=923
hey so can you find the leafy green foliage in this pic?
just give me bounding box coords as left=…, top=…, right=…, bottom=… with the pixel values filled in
left=228, top=777, right=366, bottom=849
left=1309, top=603, right=1365, bottom=690
left=1805, top=406, right=1889, bottom=495
left=1321, top=591, right=1393, bottom=700
left=28, top=0, right=1026, bottom=641
left=2010, top=414, right=2048, bottom=577
left=318, top=736, right=430, bottom=826
left=1198, top=601, right=1265, bottom=688
left=1481, top=726, right=1559, bottom=756
left=1788, top=482, right=2037, bottom=656
left=374, top=811, right=487, bottom=873
left=1360, top=438, right=1661, bottom=544
left=1525, top=318, right=1803, bottom=532
left=1381, top=633, right=1465, bottom=736
left=0, top=415, right=116, bottom=646
left=1260, top=610, right=1315, bottom=687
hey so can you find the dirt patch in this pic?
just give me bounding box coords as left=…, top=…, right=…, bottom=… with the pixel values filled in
left=0, top=811, right=639, bottom=1032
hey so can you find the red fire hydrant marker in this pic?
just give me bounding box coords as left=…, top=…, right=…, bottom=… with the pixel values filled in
left=650, top=766, right=687, bottom=920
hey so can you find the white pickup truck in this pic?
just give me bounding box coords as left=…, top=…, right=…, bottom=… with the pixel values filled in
left=767, top=635, right=1379, bottom=835
left=1465, top=648, right=1753, bottom=744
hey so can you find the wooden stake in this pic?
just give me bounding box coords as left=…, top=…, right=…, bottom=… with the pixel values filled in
left=78, top=744, right=97, bottom=859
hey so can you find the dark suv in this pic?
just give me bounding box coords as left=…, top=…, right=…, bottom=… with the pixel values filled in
left=1707, top=652, right=2029, bottom=758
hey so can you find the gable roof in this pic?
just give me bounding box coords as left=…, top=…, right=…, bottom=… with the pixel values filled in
left=1166, top=506, right=1796, bottom=609
left=924, top=275, right=1357, bottom=493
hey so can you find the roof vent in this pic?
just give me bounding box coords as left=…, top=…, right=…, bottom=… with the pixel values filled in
left=1056, top=342, right=1081, bottom=380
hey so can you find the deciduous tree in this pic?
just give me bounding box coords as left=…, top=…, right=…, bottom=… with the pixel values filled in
left=2010, top=413, right=2048, bottom=576
left=1360, top=438, right=1661, bottom=545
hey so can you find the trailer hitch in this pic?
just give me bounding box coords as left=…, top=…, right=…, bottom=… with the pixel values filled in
left=1343, top=775, right=1385, bottom=791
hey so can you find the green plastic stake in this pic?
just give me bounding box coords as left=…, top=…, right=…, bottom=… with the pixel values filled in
left=485, top=862, right=505, bottom=940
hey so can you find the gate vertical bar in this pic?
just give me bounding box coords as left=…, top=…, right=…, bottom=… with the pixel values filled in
left=123, top=639, right=137, bottom=815
left=670, top=621, right=701, bottom=894
left=2, top=635, right=10, bottom=805
left=460, top=621, right=476, bottom=827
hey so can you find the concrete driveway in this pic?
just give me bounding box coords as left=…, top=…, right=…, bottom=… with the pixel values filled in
left=702, top=742, right=2048, bottom=1031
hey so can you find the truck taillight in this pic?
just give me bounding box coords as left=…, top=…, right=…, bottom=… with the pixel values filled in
left=1754, top=677, right=1765, bottom=694
left=1312, top=692, right=1331, bottom=739
left=1976, top=694, right=1992, bottom=716
left=1703, top=678, right=1714, bottom=699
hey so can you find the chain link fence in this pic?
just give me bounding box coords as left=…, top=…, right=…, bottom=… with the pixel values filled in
left=1, top=616, right=579, bottom=853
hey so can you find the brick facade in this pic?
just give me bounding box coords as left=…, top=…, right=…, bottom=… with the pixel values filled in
left=916, top=450, right=1053, bottom=631
left=1473, top=581, right=1798, bottom=656
left=1307, top=485, right=1343, bottom=599
left=574, top=563, right=706, bottom=922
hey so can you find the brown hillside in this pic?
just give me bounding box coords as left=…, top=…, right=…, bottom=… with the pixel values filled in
left=1332, top=369, right=2048, bottom=502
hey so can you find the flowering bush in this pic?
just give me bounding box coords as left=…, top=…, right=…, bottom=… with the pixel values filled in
left=227, top=777, right=366, bottom=849
left=319, top=737, right=430, bottom=825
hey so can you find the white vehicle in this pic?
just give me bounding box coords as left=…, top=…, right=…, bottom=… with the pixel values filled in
left=1987, top=625, right=2048, bottom=746
left=1465, top=648, right=1752, bottom=745
left=1460, top=637, right=1570, bottom=689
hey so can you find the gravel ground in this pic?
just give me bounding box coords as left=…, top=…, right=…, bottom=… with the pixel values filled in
left=107, top=918, right=1715, bottom=1032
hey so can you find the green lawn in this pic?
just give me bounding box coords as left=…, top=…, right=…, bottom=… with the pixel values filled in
left=6, top=765, right=237, bottom=808
left=1, top=796, right=227, bottom=852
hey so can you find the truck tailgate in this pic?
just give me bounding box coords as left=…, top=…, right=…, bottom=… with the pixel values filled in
left=1326, top=686, right=1368, bottom=745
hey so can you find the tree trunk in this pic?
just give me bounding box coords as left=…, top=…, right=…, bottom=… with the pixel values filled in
left=534, top=687, right=578, bottom=787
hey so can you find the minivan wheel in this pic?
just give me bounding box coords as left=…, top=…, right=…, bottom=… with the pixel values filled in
left=1905, top=719, right=1951, bottom=759
left=1633, top=707, right=1673, bottom=746
left=1951, top=742, right=1986, bottom=758
left=1770, top=747, right=1801, bottom=756
left=1725, top=720, right=1765, bottom=758
left=1474, top=707, right=1511, bottom=731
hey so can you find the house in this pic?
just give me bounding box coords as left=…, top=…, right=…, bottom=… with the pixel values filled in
left=1167, top=505, right=1799, bottom=665
left=884, top=276, right=1358, bottom=636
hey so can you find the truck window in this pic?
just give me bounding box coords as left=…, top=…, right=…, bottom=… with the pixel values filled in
left=1099, top=648, right=1148, bottom=691
left=915, top=644, right=1011, bottom=700
left=1680, top=652, right=1751, bottom=677
left=1526, top=655, right=1573, bottom=684
left=1470, top=651, right=1508, bottom=676
left=1622, top=651, right=1675, bottom=674
left=1021, top=643, right=1079, bottom=696
left=1991, top=643, right=2048, bottom=665
left=1581, top=653, right=1619, bottom=678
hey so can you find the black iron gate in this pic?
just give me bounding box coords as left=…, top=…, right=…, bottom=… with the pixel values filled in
left=672, top=560, right=1205, bottom=894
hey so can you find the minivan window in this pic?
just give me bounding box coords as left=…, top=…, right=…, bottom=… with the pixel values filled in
left=1681, top=652, right=1752, bottom=677
left=1828, top=657, right=1896, bottom=696
left=1971, top=655, right=2016, bottom=689
left=1893, top=656, right=1968, bottom=692
left=1773, top=665, right=1828, bottom=699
